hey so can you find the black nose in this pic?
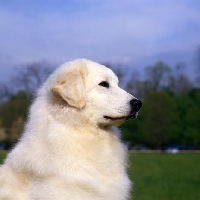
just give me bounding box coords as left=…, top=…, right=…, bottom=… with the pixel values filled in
left=130, top=99, right=142, bottom=112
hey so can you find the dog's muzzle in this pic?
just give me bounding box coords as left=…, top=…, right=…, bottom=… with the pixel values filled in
left=103, top=99, right=142, bottom=121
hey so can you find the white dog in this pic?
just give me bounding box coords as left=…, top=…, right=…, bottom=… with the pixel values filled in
left=0, top=59, right=142, bottom=200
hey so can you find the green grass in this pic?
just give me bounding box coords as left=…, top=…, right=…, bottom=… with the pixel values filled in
left=0, top=151, right=200, bottom=200
left=128, top=153, right=200, bottom=200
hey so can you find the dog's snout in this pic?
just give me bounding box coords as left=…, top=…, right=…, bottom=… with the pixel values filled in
left=130, top=99, right=142, bottom=112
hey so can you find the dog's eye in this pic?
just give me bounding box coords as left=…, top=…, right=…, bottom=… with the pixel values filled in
left=99, top=81, right=109, bottom=88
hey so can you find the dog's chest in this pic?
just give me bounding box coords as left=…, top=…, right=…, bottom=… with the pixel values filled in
left=54, top=132, right=130, bottom=197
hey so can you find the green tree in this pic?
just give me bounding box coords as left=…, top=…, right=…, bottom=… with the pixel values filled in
left=0, top=91, right=31, bottom=145
left=184, top=89, right=200, bottom=148
left=0, top=121, right=6, bottom=142
left=8, top=117, right=24, bottom=144
left=120, top=116, right=144, bottom=146
left=140, top=92, right=178, bottom=149
left=174, top=91, right=200, bottom=149
left=145, top=62, right=171, bottom=92
left=168, top=63, right=193, bottom=95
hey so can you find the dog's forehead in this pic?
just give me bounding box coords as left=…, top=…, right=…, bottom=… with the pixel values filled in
left=52, top=59, right=118, bottom=86
left=86, top=62, right=118, bottom=83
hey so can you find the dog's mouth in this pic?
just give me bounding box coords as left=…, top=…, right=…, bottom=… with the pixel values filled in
left=104, top=113, right=137, bottom=121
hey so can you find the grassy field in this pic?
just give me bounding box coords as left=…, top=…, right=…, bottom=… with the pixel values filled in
left=129, top=153, right=200, bottom=200
left=0, top=151, right=200, bottom=200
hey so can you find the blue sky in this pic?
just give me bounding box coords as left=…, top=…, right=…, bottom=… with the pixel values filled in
left=0, top=0, right=200, bottom=81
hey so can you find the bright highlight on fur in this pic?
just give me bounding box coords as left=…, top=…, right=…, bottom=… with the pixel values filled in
left=0, top=59, right=142, bottom=200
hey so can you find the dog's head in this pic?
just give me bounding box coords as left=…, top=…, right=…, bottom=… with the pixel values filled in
left=49, top=59, right=142, bottom=127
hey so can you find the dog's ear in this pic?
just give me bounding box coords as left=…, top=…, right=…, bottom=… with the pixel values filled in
left=51, top=66, right=86, bottom=109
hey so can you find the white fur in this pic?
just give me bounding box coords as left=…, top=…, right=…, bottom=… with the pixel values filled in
left=0, top=59, right=136, bottom=200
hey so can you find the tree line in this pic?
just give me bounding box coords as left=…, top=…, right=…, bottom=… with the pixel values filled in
left=0, top=46, right=200, bottom=149
left=117, top=46, right=200, bottom=149
left=0, top=61, right=53, bottom=148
